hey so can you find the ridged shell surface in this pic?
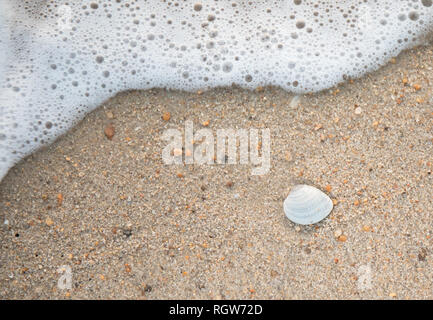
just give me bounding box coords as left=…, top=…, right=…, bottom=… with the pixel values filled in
left=284, top=185, right=333, bottom=225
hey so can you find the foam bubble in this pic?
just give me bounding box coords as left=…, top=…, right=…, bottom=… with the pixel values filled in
left=0, top=0, right=432, bottom=181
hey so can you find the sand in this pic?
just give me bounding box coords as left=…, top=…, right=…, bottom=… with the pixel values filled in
left=0, top=44, right=432, bottom=300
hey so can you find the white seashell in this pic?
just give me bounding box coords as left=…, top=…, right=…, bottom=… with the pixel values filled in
left=284, top=185, right=333, bottom=225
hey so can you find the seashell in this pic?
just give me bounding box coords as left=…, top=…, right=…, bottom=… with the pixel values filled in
left=284, top=185, right=333, bottom=225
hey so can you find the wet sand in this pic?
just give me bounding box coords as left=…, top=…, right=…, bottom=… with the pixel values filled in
left=0, top=44, right=432, bottom=299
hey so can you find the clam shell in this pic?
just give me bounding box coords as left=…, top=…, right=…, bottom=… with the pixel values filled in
left=284, top=185, right=333, bottom=225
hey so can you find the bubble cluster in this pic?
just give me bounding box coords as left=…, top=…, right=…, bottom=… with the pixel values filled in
left=1, top=0, right=432, bottom=180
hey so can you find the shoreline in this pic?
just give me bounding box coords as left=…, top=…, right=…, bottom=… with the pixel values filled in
left=1, top=39, right=432, bottom=184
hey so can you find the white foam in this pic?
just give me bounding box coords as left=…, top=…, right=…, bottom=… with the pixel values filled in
left=1, top=0, right=432, bottom=181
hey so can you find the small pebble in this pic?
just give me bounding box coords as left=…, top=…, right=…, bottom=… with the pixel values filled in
left=162, top=112, right=171, bottom=121
left=354, top=107, right=363, bottom=115
left=124, top=264, right=132, bottom=273
left=337, top=235, right=347, bottom=242
left=418, top=248, right=428, bottom=261
left=314, top=124, right=323, bottom=131
left=104, top=123, right=115, bottom=140
left=143, top=284, right=152, bottom=292
left=57, top=193, right=63, bottom=206
left=45, top=217, right=54, bottom=226
left=362, top=225, right=371, bottom=232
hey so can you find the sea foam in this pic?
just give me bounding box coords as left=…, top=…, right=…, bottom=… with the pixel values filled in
left=1, top=0, right=432, bottom=181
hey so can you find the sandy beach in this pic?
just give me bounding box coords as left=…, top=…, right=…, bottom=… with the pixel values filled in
left=0, top=43, right=432, bottom=299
